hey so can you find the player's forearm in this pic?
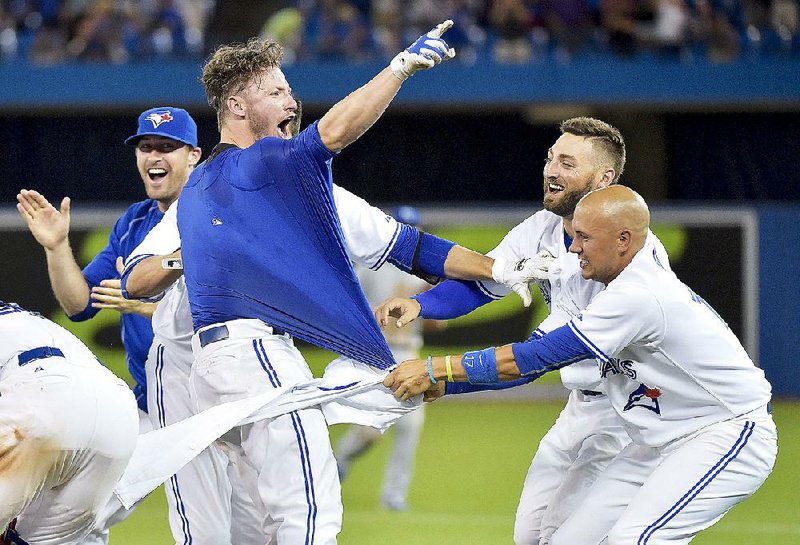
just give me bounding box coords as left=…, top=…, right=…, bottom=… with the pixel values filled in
left=442, top=246, right=495, bottom=281
left=44, top=243, right=90, bottom=316
left=318, top=68, right=401, bottom=152
left=429, top=345, right=522, bottom=383
left=125, top=253, right=182, bottom=298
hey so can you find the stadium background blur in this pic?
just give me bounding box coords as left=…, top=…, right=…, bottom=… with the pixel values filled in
left=1, top=1, right=798, bottom=543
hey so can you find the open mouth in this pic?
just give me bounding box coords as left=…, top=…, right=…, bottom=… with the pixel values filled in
left=547, top=182, right=565, bottom=193
left=148, top=168, right=168, bottom=182
left=277, top=116, right=295, bottom=139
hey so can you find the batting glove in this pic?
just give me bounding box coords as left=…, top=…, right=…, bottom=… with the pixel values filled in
left=491, top=250, right=556, bottom=307
left=390, top=20, right=456, bottom=81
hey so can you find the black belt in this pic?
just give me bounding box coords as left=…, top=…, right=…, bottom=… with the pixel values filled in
left=198, top=323, right=287, bottom=348
left=18, top=346, right=63, bottom=366
left=580, top=389, right=603, bottom=397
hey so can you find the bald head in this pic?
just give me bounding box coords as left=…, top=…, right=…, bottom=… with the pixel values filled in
left=569, top=185, right=650, bottom=284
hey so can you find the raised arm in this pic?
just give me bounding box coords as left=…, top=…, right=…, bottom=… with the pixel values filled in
left=17, top=189, right=90, bottom=315
left=318, top=21, right=455, bottom=152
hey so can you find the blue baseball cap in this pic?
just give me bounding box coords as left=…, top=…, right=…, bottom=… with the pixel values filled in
left=392, top=206, right=421, bottom=226
left=125, top=106, right=198, bottom=147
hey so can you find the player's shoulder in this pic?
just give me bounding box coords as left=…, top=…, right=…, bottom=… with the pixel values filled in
left=117, top=199, right=160, bottom=223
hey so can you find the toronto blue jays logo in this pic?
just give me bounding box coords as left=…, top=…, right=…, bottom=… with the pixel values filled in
left=624, top=383, right=662, bottom=414
left=145, top=111, right=173, bottom=128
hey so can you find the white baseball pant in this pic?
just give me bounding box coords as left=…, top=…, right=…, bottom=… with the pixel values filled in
left=146, top=338, right=263, bottom=545
left=190, top=319, right=342, bottom=545
left=514, top=390, right=630, bottom=545
left=550, top=409, right=777, bottom=545
left=0, top=355, right=138, bottom=545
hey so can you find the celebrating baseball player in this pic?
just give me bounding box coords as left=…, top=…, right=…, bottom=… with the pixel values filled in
left=0, top=301, right=139, bottom=544
left=15, top=106, right=202, bottom=543
left=385, top=185, right=777, bottom=545
left=171, top=20, right=559, bottom=543
left=375, top=117, right=653, bottom=544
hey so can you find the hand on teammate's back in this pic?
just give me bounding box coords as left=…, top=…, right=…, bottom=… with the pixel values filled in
left=390, top=20, right=456, bottom=81
left=16, top=189, right=71, bottom=251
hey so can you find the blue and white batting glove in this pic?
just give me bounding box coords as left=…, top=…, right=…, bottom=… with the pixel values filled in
left=390, top=20, right=456, bottom=81
left=491, top=250, right=556, bottom=307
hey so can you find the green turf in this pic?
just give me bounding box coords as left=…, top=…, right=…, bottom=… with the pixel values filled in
left=111, top=399, right=799, bottom=544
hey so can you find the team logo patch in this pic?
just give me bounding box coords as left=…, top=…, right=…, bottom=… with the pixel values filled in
left=145, top=111, right=173, bottom=128
left=623, top=383, right=661, bottom=414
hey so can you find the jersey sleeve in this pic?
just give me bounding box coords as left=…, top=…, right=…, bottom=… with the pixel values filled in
left=332, top=184, right=403, bottom=269
left=567, top=283, right=665, bottom=363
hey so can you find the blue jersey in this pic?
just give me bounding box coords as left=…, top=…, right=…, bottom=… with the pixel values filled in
left=71, top=199, right=163, bottom=410
left=178, top=122, right=395, bottom=369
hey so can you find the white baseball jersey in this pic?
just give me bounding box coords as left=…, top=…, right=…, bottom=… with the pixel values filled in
left=564, top=237, right=772, bottom=447
left=0, top=303, right=138, bottom=544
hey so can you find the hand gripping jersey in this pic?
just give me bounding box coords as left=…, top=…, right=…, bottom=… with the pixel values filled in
left=546, top=237, right=771, bottom=447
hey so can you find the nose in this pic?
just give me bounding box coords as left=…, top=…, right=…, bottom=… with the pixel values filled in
left=287, top=94, right=298, bottom=112
left=568, top=237, right=580, bottom=254
left=543, top=160, right=557, bottom=179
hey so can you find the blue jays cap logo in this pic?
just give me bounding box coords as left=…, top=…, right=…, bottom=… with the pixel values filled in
left=145, top=111, right=174, bottom=128
left=623, top=383, right=661, bottom=414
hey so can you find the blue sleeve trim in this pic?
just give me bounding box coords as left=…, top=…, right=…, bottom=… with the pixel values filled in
left=568, top=321, right=611, bottom=363
left=68, top=301, right=98, bottom=322
left=414, top=231, right=455, bottom=279
left=385, top=223, right=420, bottom=273
left=512, top=324, right=594, bottom=379
left=445, top=376, right=536, bottom=395
left=413, top=279, right=493, bottom=320
left=120, top=253, right=154, bottom=300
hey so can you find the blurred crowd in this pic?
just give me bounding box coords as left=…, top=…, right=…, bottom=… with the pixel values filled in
left=1, top=0, right=798, bottom=65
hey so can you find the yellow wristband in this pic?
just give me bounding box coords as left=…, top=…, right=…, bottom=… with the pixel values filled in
left=445, top=355, right=454, bottom=382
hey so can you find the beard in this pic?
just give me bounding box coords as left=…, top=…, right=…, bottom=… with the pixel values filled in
left=248, top=114, right=272, bottom=140
left=543, top=179, right=594, bottom=218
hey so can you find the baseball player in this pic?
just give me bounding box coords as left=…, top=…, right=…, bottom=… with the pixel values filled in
left=386, top=186, right=778, bottom=545
left=0, top=301, right=139, bottom=545
left=375, top=117, right=647, bottom=544
left=16, top=106, right=202, bottom=543
left=173, top=24, right=557, bottom=544
left=335, top=206, right=432, bottom=512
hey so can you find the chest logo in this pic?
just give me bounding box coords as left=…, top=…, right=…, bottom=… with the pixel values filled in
left=624, top=383, right=662, bottom=414
left=211, top=217, right=223, bottom=226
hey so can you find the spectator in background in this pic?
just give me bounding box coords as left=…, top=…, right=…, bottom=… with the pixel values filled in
left=313, top=0, right=372, bottom=61
left=600, top=0, right=640, bottom=57
left=639, top=0, right=691, bottom=58
left=692, top=0, right=741, bottom=62
left=489, top=0, right=534, bottom=63
left=542, top=0, right=594, bottom=60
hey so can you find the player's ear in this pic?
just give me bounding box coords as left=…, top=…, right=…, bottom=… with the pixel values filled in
left=598, top=168, right=616, bottom=189
left=188, top=146, right=202, bottom=167
left=618, top=229, right=632, bottom=252
left=226, top=94, right=246, bottom=119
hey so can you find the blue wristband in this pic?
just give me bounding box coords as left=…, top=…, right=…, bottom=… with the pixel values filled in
left=427, top=355, right=437, bottom=384
left=461, top=347, right=499, bottom=384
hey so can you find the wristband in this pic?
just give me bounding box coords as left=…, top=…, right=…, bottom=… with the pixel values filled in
left=427, top=355, right=437, bottom=385
left=461, top=347, right=499, bottom=384
left=445, top=355, right=454, bottom=382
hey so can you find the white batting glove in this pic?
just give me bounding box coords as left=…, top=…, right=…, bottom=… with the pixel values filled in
left=390, top=20, right=456, bottom=81
left=491, top=251, right=555, bottom=307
